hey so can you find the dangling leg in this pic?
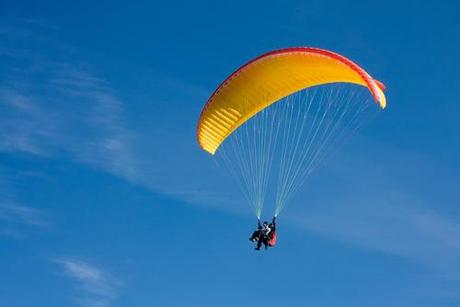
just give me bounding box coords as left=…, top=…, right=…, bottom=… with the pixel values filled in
left=255, top=236, right=262, bottom=250
left=250, top=230, right=260, bottom=242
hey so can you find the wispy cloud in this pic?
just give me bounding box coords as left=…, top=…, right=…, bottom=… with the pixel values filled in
left=0, top=173, right=50, bottom=236
left=0, top=202, right=48, bottom=227
left=287, top=141, right=460, bottom=286
left=0, top=20, right=229, bottom=211
left=0, top=23, right=140, bottom=182
left=54, top=258, right=118, bottom=307
left=293, top=198, right=460, bottom=276
left=0, top=89, right=52, bottom=155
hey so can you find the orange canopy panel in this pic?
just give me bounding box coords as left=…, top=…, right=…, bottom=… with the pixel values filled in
left=197, top=47, right=386, bottom=154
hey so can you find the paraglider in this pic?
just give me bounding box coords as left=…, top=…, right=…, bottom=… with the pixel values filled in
left=249, top=217, right=277, bottom=250
left=197, top=47, right=386, bottom=250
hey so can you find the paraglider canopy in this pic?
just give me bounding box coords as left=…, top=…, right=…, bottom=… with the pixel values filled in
left=197, top=47, right=386, bottom=155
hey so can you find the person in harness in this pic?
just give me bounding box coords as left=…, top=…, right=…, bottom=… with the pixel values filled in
left=249, top=220, right=263, bottom=243
left=267, top=217, right=277, bottom=247
left=249, top=217, right=277, bottom=250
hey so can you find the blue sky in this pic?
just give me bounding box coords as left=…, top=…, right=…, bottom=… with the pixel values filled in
left=1, top=0, right=459, bottom=306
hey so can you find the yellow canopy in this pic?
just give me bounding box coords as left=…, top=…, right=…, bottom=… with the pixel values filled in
left=197, top=47, right=386, bottom=154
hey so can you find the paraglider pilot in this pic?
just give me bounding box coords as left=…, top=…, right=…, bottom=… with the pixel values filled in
left=249, top=217, right=276, bottom=250
left=249, top=220, right=263, bottom=242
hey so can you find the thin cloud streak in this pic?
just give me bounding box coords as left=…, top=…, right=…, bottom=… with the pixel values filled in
left=54, top=258, right=118, bottom=307
left=287, top=142, right=460, bottom=285
left=293, top=200, right=460, bottom=277
left=0, top=173, right=50, bottom=232
left=0, top=202, right=49, bottom=227
left=0, top=21, right=229, bottom=211
left=0, top=23, right=140, bottom=181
